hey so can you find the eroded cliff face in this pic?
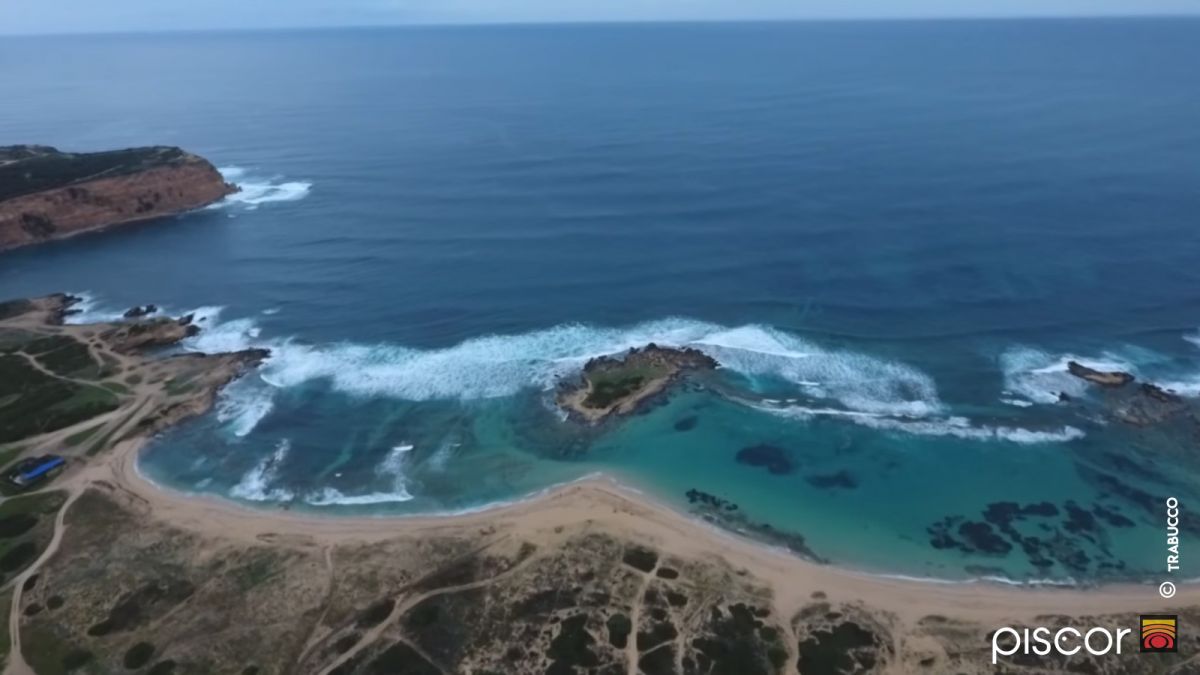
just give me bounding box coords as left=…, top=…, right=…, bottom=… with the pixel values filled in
left=0, top=145, right=236, bottom=251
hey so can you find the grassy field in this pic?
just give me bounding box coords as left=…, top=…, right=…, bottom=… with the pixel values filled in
left=583, top=363, right=669, bottom=409
left=0, top=491, right=67, bottom=587
left=0, top=146, right=187, bottom=202
left=0, top=355, right=119, bottom=444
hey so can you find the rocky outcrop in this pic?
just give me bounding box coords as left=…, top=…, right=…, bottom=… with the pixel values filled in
left=557, top=344, right=718, bottom=424
left=123, top=304, right=158, bottom=319
left=1066, top=361, right=1134, bottom=387
left=0, top=145, right=236, bottom=251
left=1064, top=361, right=1191, bottom=427
left=100, top=316, right=201, bottom=353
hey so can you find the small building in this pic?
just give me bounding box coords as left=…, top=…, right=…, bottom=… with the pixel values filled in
left=6, top=455, right=66, bottom=488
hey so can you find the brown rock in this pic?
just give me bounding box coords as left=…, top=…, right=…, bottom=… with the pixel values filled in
left=1066, top=361, right=1134, bottom=388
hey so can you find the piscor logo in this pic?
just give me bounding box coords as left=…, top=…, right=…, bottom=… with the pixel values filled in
left=1140, top=615, right=1178, bottom=653
left=992, top=617, right=1182, bottom=664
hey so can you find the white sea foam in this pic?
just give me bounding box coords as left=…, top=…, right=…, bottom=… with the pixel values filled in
left=1156, top=378, right=1200, bottom=397
left=215, top=377, right=275, bottom=438
left=1001, top=347, right=1137, bottom=404
left=1000, top=398, right=1034, bottom=408
left=425, top=440, right=458, bottom=472
left=238, top=319, right=943, bottom=423
left=759, top=402, right=1084, bottom=444
left=304, top=442, right=414, bottom=505
left=63, top=292, right=127, bottom=324
left=211, top=166, right=312, bottom=210
left=230, top=439, right=295, bottom=502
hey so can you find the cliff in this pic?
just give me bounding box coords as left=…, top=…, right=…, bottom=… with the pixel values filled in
left=0, top=145, right=236, bottom=251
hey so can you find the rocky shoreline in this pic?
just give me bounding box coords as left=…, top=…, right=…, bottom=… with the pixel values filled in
left=555, top=343, right=718, bottom=424
left=1064, top=359, right=1190, bottom=427
left=0, top=145, right=236, bottom=251
left=0, top=293, right=268, bottom=452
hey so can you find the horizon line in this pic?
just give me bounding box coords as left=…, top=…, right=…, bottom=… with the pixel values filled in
left=3, top=12, right=1199, bottom=39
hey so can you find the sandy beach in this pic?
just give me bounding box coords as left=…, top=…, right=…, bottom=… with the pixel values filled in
left=88, top=433, right=1195, bottom=626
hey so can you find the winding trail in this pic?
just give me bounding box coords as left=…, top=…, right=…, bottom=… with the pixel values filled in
left=5, top=487, right=82, bottom=675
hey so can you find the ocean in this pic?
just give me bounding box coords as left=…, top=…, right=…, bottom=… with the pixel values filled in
left=2, top=18, right=1199, bottom=582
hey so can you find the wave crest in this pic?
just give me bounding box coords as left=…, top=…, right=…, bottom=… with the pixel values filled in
left=184, top=313, right=942, bottom=423
left=212, top=166, right=311, bottom=210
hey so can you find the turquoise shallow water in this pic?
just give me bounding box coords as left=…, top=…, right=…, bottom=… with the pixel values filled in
left=2, top=19, right=1200, bottom=581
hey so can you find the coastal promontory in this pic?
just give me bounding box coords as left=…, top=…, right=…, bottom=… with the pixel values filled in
left=0, top=145, right=236, bottom=251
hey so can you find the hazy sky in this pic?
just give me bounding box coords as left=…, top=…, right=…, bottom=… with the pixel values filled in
left=3, top=0, right=1199, bottom=35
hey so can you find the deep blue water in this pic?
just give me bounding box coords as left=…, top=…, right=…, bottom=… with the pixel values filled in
left=2, top=19, right=1199, bottom=581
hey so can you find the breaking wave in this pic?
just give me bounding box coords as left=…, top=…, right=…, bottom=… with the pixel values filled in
left=62, top=292, right=129, bottom=325
left=215, top=377, right=275, bottom=438
left=212, top=166, right=311, bottom=210
left=181, top=312, right=943, bottom=432
left=756, top=403, right=1084, bottom=444
left=306, top=443, right=415, bottom=505
left=229, top=439, right=295, bottom=502
left=229, top=439, right=416, bottom=505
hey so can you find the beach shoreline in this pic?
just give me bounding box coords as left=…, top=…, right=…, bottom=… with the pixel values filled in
left=79, top=432, right=1194, bottom=624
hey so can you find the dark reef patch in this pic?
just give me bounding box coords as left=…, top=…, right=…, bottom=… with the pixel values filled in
left=926, top=495, right=1147, bottom=577
left=805, top=470, right=858, bottom=490
left=685, top=489, right=825, bottom=562
left=735, top=444, right=794, bottom=475
left=685, top=489, right=738, bottom=512
left=673, top=415, right=698, bottom=432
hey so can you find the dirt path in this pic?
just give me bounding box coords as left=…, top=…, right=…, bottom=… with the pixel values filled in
left=315, top=540, right=542, bottom=675
left=5, top=487, right=82, bottom=675
left=625, top=559, right=659, bottom=675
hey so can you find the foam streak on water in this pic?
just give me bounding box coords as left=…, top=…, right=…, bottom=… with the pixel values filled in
left=211, top=166, right=312, bottom=210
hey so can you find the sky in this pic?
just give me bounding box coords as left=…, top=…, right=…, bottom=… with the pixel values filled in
left=2, top=0, right=1199, bottom=35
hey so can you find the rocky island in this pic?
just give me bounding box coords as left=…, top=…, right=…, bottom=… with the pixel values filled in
left=556, top=344, right=718, bottom=424
left=0, top=145, right=235, bottom=251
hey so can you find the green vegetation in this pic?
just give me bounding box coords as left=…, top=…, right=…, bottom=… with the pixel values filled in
left=582, top=364, right=668, bottom=409
left=100, top=381, right=130, bottom=396
left=164, top=376, right=196, bottom=396
left=0, top=588, right=11, bottom=664
left=20, top=336, right=98, bottom=379
left=231, top=553, right=284, bottom=592
left=123, top=642, right=157, bottom=669
left=0, top=145, right=187, bottom=202
left=0, top=355, right=119, bottom=444
left=63, top=424, right=104, bottom=448
left=0, top=300, right=33, bottom=322
left=0, top=491, right=66, bottom=586
left=0, top=445, right=24, bottom=472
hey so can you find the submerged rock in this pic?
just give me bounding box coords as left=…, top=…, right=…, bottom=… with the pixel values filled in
left=735, top=444, right=794, bottom=475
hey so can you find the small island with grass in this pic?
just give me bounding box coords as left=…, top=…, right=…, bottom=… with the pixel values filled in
left=556, top=343, right=718, bottom=424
